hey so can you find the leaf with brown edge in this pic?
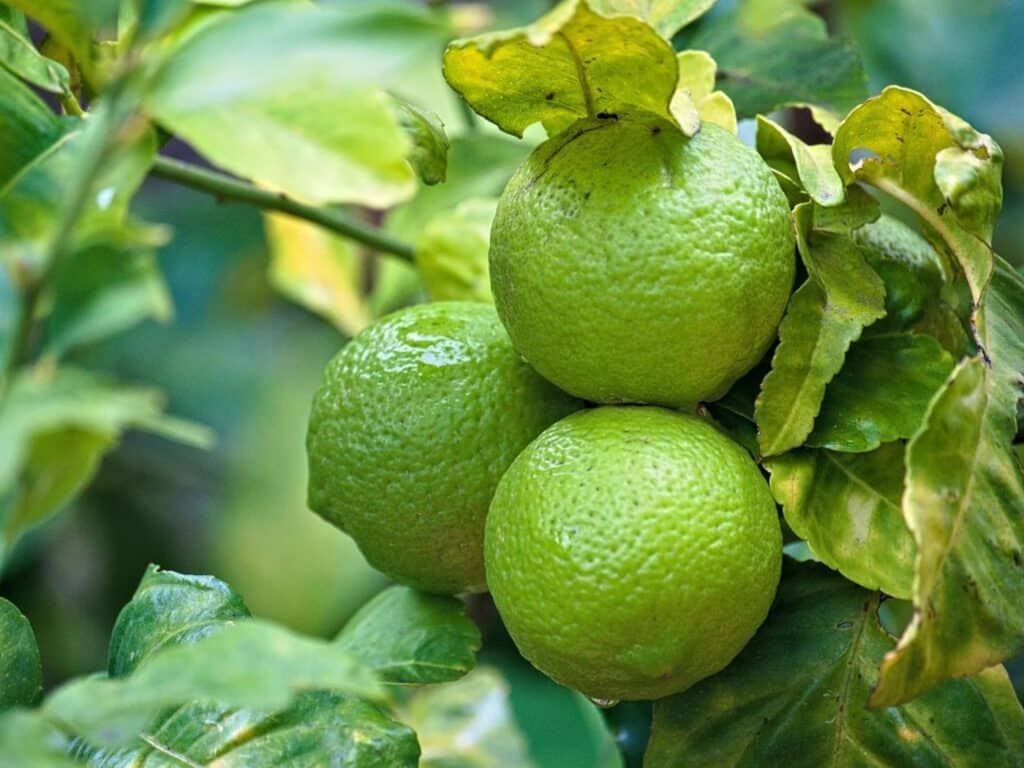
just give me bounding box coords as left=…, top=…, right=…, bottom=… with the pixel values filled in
left=872, top=258, right=1024, bottom=707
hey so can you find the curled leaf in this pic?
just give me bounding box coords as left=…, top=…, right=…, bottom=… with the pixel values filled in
left=443, top=0, right=679, bottom=137
left=670, top=50, right=736, bottom=136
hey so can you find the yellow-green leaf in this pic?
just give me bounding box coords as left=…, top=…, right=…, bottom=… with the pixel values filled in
left=755, top=115, right=843, bottom=207
left=265, top=213, right=371, bottom=337
left=833, top=86, right=1002, bottom=307
left=670, top=50, right=736, bottom=135
left=872, top=261, right=1024, bottom=707
left=443, top=0, right=679, bottom=137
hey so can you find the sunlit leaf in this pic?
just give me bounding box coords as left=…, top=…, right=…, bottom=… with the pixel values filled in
left=443, top=0, right=679, bottom=137
left=400, top=667, right=533, bottom=767
left=684, top=0, right=868, bottom=126
left=0, top=598, right=41, bottom=709
left=833, top=86, right=1002, bottom=307
left=147, top=2, right=452, bottom=208
left=646, top=562, right=1024, bottom=767
left=755, top=115, right=842, bottom=207
left=669, top=50, right=735, bottom=136
left=768, top=443, right=913, bottom=597
left=872, top=260, right=1024, bottom=706
left=265, top=213, right=371, bottom=337
left=415, top=197, right=496, bottom=303
left=808, top=333, right=955, bottom=453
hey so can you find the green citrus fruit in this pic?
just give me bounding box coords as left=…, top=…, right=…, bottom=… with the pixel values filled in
left=486, top=406, right=782, bottom=701
left=489, top=117, right=795, bottom=409
left=852, top=214, right=945, bottom=331
left=307, top=301, right=580, bottom=594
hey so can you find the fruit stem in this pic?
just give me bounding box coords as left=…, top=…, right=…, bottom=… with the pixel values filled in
left=149, top=156, right=417, bottom=263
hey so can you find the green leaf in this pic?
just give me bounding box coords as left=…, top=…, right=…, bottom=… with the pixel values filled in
left=108, top=564, right=250, bottom=678
left=588, top=0, right=716, bottom=39
left=67, top=566, right=418, bottom=766
left=767, top=444, right=914, bottom=598
left=872, top=260, right=1024, bottom=707
left=415, top=197, right=496, bottom=303
left=0, top=598, right=41, bottom=709
left=387, top=133, right=530, bottom=241
left=833, top=86, right=1002, bottom=308
left=147, top=2, right=452, bottom=208
left=400, top=667, right=533, bottom=767
left=684, top=0, right=868, bottom=126
left=0, top=110, right=156, bottom=277
left=443, top=0, right=679, bottom=137
left=755, top=115, right=843, bottom=207
left=4, top=0, right=117, bottom=85
left=0, top=10, right=69, bottom=93
left=44, top=224, right=173, bottom=356
left=645, top=562, right=1024, bottom=767
left=755, top=202, right=886, bottom=456
left=44, top=620, right=383, bottom=747
left=392, top=97, right=449, bottom=186
left=336, top=586, right=480, bottom=685
left=0, top=66, right=64, bottom=187
left=808, top=334, right=955, bottom=453
left=669, top=50, right=736, bottom=136
left=0, top=710, right=77, bottom=768
left=265, top=212, right=372, bottom=337
left=0, top=367, right=212, bottom=562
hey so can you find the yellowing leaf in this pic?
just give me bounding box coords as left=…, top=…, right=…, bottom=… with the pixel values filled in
left=755, top=115, right=843, bottom=206
left=265, top=213, right=371, bottom=337
left=670, top=50, right=736, bottom=135
left=833, top=86, right=1002, bottom=308
left=871, top=259, right=1024, bottom=707
left=443, top=0, right=679, bottom=137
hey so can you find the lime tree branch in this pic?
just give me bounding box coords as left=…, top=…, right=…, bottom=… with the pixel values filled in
left=149, top=156, right=416, bottom=262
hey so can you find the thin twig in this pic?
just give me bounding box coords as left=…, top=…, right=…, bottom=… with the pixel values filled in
left=149, top=156, right=416, bottom=263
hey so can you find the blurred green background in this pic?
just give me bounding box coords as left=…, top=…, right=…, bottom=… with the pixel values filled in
left=1, top=1, right=1021, bottom=765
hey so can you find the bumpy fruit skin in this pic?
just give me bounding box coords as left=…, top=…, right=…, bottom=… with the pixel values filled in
left=486, top=406, right=782, bottom=701
left=490, top=118, right=795, bottom=408
left=307, top=301, right=581, bottom=594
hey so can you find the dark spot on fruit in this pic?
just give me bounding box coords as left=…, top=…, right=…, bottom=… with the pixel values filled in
left=651, top=126, right=661, bottom=135
left=596, top=111, right=618, bottom=120
left=545, top=92, right=555, bottom=101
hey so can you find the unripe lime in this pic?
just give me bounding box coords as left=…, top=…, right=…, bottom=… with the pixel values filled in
left=486, top=406, right=782, bottom=700
left=490, top=118, right=795, bottom=408
left=307, top=301, right=581, bottom=594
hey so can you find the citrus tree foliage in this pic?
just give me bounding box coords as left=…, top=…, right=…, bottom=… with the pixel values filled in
left=0, top=0, right=1022, bottom=764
